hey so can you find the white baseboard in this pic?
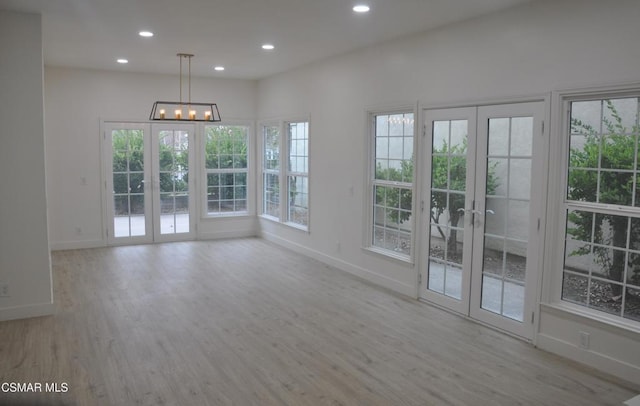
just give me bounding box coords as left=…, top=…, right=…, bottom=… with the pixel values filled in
left=198, top=229, right=257, bottom=241
left=0, top=302, right=54, bottom=322
left=50, top=239, right=105, bottom=251
left=537, top=333, right=640, bottom=386
left=261, top=231, right=415, bottom=297
left=50, top=231, right=259, bottom=250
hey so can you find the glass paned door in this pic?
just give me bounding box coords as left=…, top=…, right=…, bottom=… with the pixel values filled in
left=105, top=123, right=152, bottom=245
left=421, top=102, right=544, bottom=339
left=469, top=102, right=544, bottom=338
left=152, top=125, right=195, bottom=242
left=104, top=123, right=195, bottom=245
left=423, top=107, right=477, bottom=314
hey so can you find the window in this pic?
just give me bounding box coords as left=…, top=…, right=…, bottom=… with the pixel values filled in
left=287, top=122, right=309, bottom=227
left=562, top=96, right=640, bottom=322
left=261, top=121, right=310, bottom=230
left=262, top=125, right=280, bottom=218
left=371, top=112, right=415, bottom=257
left=204, top=125, right=248, bottom=215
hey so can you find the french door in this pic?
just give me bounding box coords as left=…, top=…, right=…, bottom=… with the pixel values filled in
left=103, top=122, right=196, bottom=245
left=421, top=102, right=545, bottom=339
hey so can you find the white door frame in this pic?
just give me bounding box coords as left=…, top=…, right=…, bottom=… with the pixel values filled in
left=102, top=122, right=196, bottom=245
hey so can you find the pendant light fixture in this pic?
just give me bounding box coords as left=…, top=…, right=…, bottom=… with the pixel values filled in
left=150, top=53, right=221, bottom=122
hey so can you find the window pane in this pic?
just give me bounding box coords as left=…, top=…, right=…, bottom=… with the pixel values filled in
left=159, top=172, right=174, bottom=193
left=623, top=288, right=640, bottom=322
left=569, top=135, right=600, bottom=170
left=601, top=134, right=635, bottom=170
left=508, top=159, right=531, bottom=200
left=588, top=279, right=622, bottom=316
left=450, top=120, right=466, bottom=150
left=263, top=173, right=280, bottom=218
left=113, top=174, right=128, bottom=194
left=488, top=118, right=509, bottom=156
left=129, top=173, right=144, bottom=194
left=510, top=117, right=533, bottom=156
left=627, top=253, right=640, bottom=287
left=593, top=213, right=628, bottom=248
left=567, top=169, right=598, bottom=202
left=433, top=121, right=449, bottom=150
left=603, top=98, right=638, bottom=133
left=571, top=100, right=601, bottom=133
left=562, top=272, right=588, bottom=305
left=599, top=172, right=633, bottom=205
left=113, top=151, right=127, bottom=172
left=264, top=126, right=280, bottom=170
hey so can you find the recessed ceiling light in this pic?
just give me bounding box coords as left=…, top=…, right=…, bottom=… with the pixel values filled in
left=214, top=66, right=225, bottom=71
left=117, top=58, right=128, bottom=64
left=353, top=5, right=370, bottom=13
left=139, top=31, right=154, bottom=37
left=262, top=44, right=275, bottom=50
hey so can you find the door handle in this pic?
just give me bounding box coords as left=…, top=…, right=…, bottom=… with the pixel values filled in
left=471, top=209, right=495, bottom=216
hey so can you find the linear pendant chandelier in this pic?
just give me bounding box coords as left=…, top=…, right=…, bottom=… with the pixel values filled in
left=150, top=53, right=221, bottom=122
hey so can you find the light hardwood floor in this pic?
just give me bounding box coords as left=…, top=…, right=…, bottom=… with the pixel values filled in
left=1, top=238, right=638, bottom=405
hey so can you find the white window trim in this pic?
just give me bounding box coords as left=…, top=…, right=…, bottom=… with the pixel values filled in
left=547, top=84, right=640, bottom=328
left=363, top=105, right=418, bottom=263
left=258, top=118, right=311, bottom=232
left=200, top=120, right=255, bottom=219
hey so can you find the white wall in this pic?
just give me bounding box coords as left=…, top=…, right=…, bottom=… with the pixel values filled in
left=0, top=11, right=53, bottom=321
left=256, top=0, right=640, bottom=384
left=45, top=67, right=258, bottom=248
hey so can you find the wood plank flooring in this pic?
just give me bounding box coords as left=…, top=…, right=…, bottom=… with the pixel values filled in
left=0, top=238, right=638, bottom=405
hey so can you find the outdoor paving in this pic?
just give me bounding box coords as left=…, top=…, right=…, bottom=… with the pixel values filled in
left=114, top=213, right=190, bottom=237
left=428, top=262, right=524, bottom=321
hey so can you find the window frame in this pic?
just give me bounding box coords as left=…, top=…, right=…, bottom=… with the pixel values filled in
left=285, top=121, right=310, bottom=229
left=364, top=107, right=418, bottom=262
left=261, top=123, right=281, bottom=220
left=550, top=86, right=640, bottom=329
left=259, top=118, right=310, bottom=232
left=201, top=121, right=253, bottom=218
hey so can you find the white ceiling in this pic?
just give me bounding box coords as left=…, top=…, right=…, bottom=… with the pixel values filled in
left=0, top=0, right=531, bottom=80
